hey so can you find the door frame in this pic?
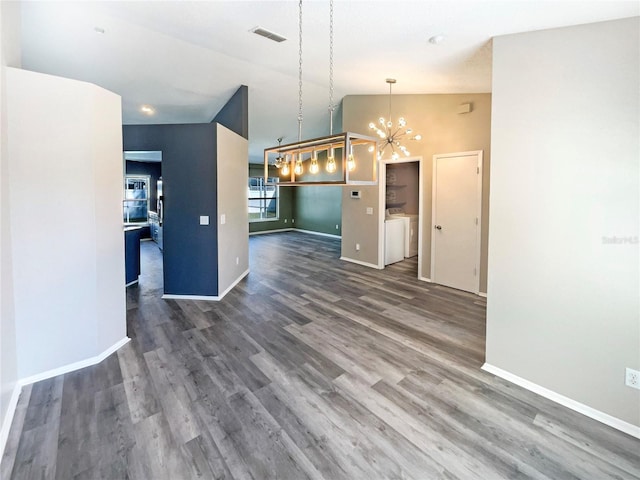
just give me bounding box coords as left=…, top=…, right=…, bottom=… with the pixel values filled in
left=377, top=155, right=424, bottom=279
left=430, top=150, right=483, bottom=294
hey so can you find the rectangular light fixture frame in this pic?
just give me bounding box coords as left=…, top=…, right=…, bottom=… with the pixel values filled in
left=263, top=132, right=378, bottom=186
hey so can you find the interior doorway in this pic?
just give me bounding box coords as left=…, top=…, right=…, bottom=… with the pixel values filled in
left=431, top=150, right=483, bottom=294
left=378, top=156, right=424, bottom=278
left=123, top=150, right=163, bottom=289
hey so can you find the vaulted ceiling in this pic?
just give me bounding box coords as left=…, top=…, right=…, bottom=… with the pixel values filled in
left=20, top=1, right=639, bottom=161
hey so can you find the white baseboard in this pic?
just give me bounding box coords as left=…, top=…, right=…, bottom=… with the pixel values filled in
left=0, top=383, right=22, bottom=459
left=295, top=228, right=342, bottom=239
left=478, top=291, right=487, bottom=298
left=419, top=276, right=432, bottom=283
left=1, top=336, right=131, bottom=457
left=162, top=269, right=249, bottom=302
left=19, top=337, right=131, bottom=387
left=340, top=256, right=383, bottom=270
left=249, top=228, right=294, bottom=236
left=125, top=278, right=139, bottom=287
left=482, top=363, right=640, bottom=439
left=217, top=269, right=250, bottom=300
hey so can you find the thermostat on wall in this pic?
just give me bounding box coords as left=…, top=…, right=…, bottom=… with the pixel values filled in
left=350, top=190, right=361, bottom=199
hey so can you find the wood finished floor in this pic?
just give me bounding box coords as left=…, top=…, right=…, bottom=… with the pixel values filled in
left=2, top=232, right=639, bottom=479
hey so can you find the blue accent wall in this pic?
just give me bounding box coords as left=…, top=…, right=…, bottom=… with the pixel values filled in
left=213, top=85, right=248, bottom=140
left=123, top=124, right=219, bottom=296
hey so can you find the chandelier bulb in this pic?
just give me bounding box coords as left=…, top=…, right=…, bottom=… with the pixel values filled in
left=326, top=147, right=337, bottom=173
left=379, top=117, right=385, bottom=125
left=414, top=134, right=422, bottom=141
left=309, top=150, right=319, bottom=174
left=406, top=128, right=412, bottom=134
left=368, top=145, right=375, bottom=153
left=294, top=154, right=303, bottom=175
left=392, top=152, right=399, bottom=160
left=347, top=145, right=356, bottom=172
left=368, top=122, right=375, bottom=129
left=398, top=117, right=406, bottom=127
left=387, top=120, right=392, bottom=128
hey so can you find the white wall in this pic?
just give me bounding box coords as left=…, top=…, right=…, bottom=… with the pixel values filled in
left=0, top=0, right=21, bottom=453
left=216, top=123, right=249, bottom=295
left=6, top=68, right=126, bottom=380
left=487, top=18, right=639, bottom=427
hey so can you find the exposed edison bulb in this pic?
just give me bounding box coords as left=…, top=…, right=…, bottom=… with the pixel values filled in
left=309, top=151, right=319, bottom=174
left=274, top=154, right=283, bottom=169
left=326, top=147, right=337, bottom=173
left=398, top=117, right=406, bottom=127
left=281, top=157, right=290, bottom=176
left=294, top=154, right=303, bottom=175
left=347, top=145, right=356, bottom=172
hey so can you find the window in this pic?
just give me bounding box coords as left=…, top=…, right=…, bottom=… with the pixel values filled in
left=123, top=175, right=150, bottom=224
left=248, top=176, right=278, bottom=221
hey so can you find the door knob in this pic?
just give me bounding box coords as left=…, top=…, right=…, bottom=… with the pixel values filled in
left=435, top=225, right=442, bottom=230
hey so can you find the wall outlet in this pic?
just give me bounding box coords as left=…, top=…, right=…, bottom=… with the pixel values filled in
left=284, top=218, right=287, bottom=223
left=355, top=243, right=360, bottom=251
left=236, top=256, right=239, bottom=265
left=292, top=219, right=295, bottom=224
left=335, top=224, right=339, bottom=230
left=626, top=368, right=640, bottom=389
left=366, top=207, right=373, bottom=215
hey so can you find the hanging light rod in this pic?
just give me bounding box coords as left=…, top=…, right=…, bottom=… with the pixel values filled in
left=263, top=0, right=378, bottom=186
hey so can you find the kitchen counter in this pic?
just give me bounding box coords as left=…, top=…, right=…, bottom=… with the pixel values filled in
left=124, top=227, right=141, bottom=286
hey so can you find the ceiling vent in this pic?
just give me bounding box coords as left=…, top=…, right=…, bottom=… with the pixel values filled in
left=250, top=26, right=287, bottom=43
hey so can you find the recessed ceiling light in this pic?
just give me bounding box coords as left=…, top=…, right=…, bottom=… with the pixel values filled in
left=140, top=105, right=155, bottom=115
left=429, top=34, right=445, bottom=45
left=94, top=27, right=105, bottom=34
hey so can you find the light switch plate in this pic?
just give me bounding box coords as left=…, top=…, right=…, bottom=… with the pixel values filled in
left=199, top=216, right=209, bottom=225
left=366, top=207, right=373, bottom=215
left=220, top=214, right=226, bottom=225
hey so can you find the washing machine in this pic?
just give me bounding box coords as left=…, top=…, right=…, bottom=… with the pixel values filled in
left=384, top=218, right=405, bottom=265
left=386, top=208, right=419, bottom=258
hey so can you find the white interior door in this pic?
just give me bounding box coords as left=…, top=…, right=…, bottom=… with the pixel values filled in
left=431, top=151, right=482, bottom=293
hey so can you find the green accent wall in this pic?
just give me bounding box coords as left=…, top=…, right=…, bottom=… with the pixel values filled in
left=293, top=187, right=342, bottom=235
left=248, top=164, right=294, bottom=234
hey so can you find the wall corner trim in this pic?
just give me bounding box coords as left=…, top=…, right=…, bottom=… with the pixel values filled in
left=162, top=268, right=249, bottom=302
left=419, top=276, right=432, bottom=283
left=0, top=384, right=22, bottom=459
left=478, top=291, right=487, bottom=298
left=1, top=336, right=131, bottom=457
left=339, top=256, right=383, bottom=270
left=481, top=363, right=640, bottom=439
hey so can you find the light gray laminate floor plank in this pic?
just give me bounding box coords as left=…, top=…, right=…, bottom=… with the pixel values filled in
left=2, top=232, right=639, bottom=479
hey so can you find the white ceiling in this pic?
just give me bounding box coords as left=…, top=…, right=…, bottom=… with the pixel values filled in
left=19, top=1, right=639, bottom=162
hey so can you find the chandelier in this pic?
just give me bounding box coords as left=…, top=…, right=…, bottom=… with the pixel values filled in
left=369, top=78, right=422, bottom=160
left=264, top=0, right=377, bottom=186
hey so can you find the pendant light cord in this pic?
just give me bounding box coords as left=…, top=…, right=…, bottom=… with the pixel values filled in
left=297, top=0, right=303, bottom=142
left=328, top=0, right=335, bottom=134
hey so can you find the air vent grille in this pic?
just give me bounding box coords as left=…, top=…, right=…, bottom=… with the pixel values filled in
left=251, top=26, right=287, bottom=43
